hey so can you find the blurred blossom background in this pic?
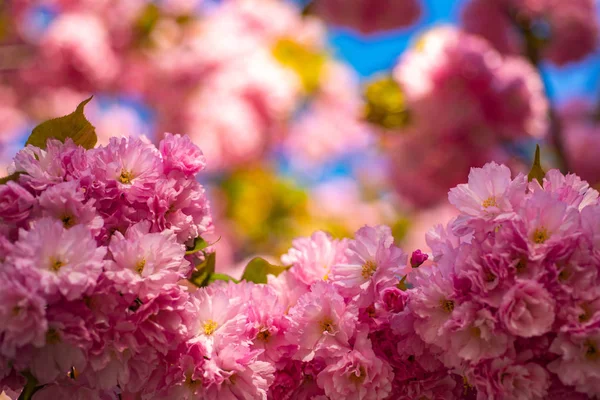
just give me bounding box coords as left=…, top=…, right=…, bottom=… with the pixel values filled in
left=1, top=0, right=600, bottom=277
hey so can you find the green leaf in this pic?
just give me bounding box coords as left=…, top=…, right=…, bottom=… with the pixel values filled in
left=206, top=273, right=239, bottom=285
left=527, top=144, right=545, bottom=185
left=185, top=236, right=208, bottom=255
left=397, top=275, right=409, bottom=291
left=188, top=252, right=216, bottom=287
left=241, top=257, right=290, bottom=284
left=26, top=97, right=97, bottom=150
left=18, top=371, right=41, bottom=400
left=0, top=172, right=21, bottom=185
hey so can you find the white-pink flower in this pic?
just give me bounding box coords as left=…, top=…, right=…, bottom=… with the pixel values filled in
left=10, top=218, right=105, bottom=301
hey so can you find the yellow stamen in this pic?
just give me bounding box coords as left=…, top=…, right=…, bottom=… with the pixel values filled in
left=50, top=258, right=65, bottom=272
left=319, top=317, right=335, bottom=333
left=203, top=319, right=218, bottom=335
left=482, top=196, right=497, bottom=208
left=361, top=260, right=377, bottom=279
left=532, top=227, right=549, bottom=244
left=440, top=299, right=455, bottom=313
left=256, top=328, right=271, bottom=343
left=118, top=170, right=135, bottom=184
left=135, top=259, right=146, bottom=275
left=61, top=214, right=76, bottom=228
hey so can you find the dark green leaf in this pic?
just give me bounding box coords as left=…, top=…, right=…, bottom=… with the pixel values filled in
left=26, top=97, right=97, bottom=150
left=0, top=172, right=21, bottom=185
left=188, top=252, right=216, bottom=287
left=18, top=371, right=41, bottom=400
left=527, top=145, right=545, bottom=185
left=185, top=236, right=208, bottom=255
left=241, top=257, right=290, bottom=284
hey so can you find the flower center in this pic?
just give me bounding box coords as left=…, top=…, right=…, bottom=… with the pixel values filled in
left=440, top=299, right=455, bottom=313
left=185, top=373, right=201, bottom=390
left=361, top=260, right=377, bottom=279
left=46, top=328, right=60, bottom=344
left=257, top=328, right=271, bottom=343
left=118, top=170, right=135, bottom=184
left=50, top=258, right=65, bottom=272
left=585, top=340, right=599, bottom=361
left=61, top=214, right=77, bottom=228
left=515, top=258, right=527, bottom=273
left=348, top=366, right=366, bottom=384
left=579, top=304, right=593, bottom=323
left=532, top=227, right=549, bottom=244
left=363, top=76, right=409, bottom=129
left=203, top=319, right=218, bottom=336
left=135, top=259, right=146, bottom=275
left=319, top=317, right=335, bottom=333
left=482, top=196, right=497, bottom=208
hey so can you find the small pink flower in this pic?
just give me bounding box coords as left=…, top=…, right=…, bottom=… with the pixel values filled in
left=467, top=358, right=550, bottom=400
left=330, top=225, right=406, bottom=300
left=159, top=133, right=206, bottom=178
left=38, top=180, right=103, bottom=236
left=317, top=330, right=393, bottom=400
left=285, top=281, right=356, bottom=361
left=281, top=231, right=348, bottom=285
left=549, top=332, right=600, bottom=397
left=0, top=272, right=47, bottom=357
left=499, top=280, right=555, bottom=337
left=447, top=303, right=511, bottom=364
left=0, top=181, right=36, bottom=224
left=106, top=221, right=190, bottom=295
left=88, top=137, right=162, bottom=202
left=10, top=218, right=105, bottom=301
left=448, top=162, right=526, bottom=218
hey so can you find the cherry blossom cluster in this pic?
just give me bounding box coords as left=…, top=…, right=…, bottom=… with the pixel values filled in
left=374, top=26, right=548, bottom=207
left=402, top=162, right=600, bottom=399
left=0, top=133, right=212, bottom=398
left=2, top=0, right=369, bottom=171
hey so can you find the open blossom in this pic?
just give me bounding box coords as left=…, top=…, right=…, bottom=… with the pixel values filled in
left=88, top=137, right=162, bottom=202
left=281, top=230, right=348, bottom=285
left=0, top=272, right=47, bottom=358
left=0, top=181, right=36, bottom=225
left=9, top=218, right=106, bottom=301
left=286, top=281, right=356, bottom=361
left=38, top=180, right=103, bottom=236
left=549, top=332, right=600, bottom=396
left=499, top=280, right=555, bottom=337
left=448, top=162, right=526, bottom=219
left=106, top=221, right=190, bottom=295
left=316, top=330, right=393, bottom=400
left=329, top=225, right=406, bottom=299
left=467, top=358, right=550, bottom=400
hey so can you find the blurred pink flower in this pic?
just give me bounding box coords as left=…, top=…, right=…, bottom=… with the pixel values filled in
left=560, top=99, right=600, bottom=185
left=314, top=0, right=421, bottom=34
left=462, top=0, right=599, bottom=65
